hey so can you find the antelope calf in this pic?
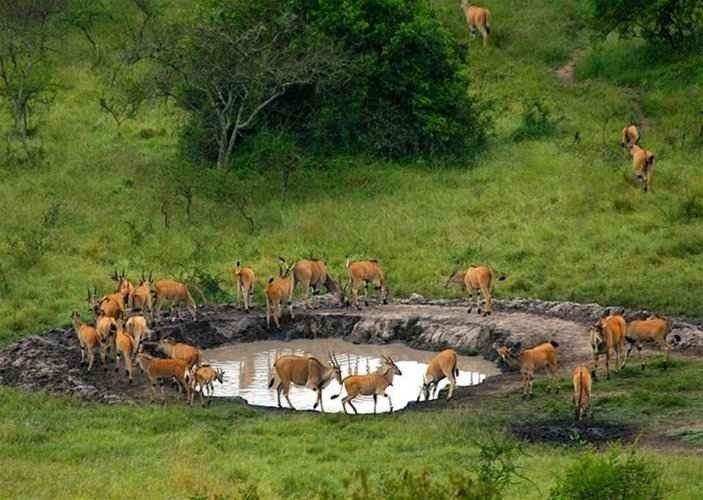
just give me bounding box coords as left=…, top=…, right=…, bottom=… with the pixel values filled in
left=233, top=261, right=255, bottom=312
left=572, top=365, right=592, bottom=421
left=265, top=258, right=296, bottom=329
left=494, top=341, right=559, bottom=398
left=589, top=314, right=627, bottom=379
left=293, top=259, right=342, bottom=309
left=190, top=364, right=225, bottom=406
left=332, top=356, right=402, bottom=414
left=70, top=311, right=105, bottom=371
left=625, top=315, right=674, bottom=369
left=345, top=259, right=388, bottom=309
left=417, top=349, right=459, bottom=402
left=461, top=1, right=492, bottom=47
left=95, top=314, right=117, bottom=365
left=158, top=338, right=202, bottom=370
left=114, top=319, right=136, bottom=383
left=621, top=124, right=640, bottom=148
left=153, top=279, right=202, bottom=320
left=136, top=353, right=192, bottom=404
left=446, top=265, right=506, bottom=316
left=129, top=272, right=153, bottom=316
left=626, top=144, right=656, bottom=192
left=126, top=314, right=150, bottom=358
left=268, top=353, right=342, bottom=412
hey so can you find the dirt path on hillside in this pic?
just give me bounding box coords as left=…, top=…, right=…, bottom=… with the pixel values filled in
left=555, top=50, right=582, bottom=85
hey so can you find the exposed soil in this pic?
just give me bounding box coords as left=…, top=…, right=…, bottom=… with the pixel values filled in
left=511, top=418, right=637, bottom=446
left=555, top=50, right=582, bottom=85
left=0, top=296, right=701, bottom=410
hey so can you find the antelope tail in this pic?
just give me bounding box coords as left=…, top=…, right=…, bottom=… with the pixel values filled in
left=577, top=370, right=585, bottom=416
left=268, top=376, right=276, bottom=389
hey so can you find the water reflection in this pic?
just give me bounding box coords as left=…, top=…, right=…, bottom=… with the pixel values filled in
left=204, top=339, right=499, bottom=414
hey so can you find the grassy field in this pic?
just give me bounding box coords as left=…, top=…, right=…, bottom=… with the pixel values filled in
left=1, top=355, right=702, bottom=498
left=1, top=1, right=703, bottom=344
left=1, top=0, right=703, bottom=497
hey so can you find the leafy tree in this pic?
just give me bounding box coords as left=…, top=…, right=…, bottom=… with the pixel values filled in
left=0, top=0, right=68, bottom=140
left=271, top=0, right=486, bottom=160
left=590, top=0, right=703, bottom=50
left=155, top=0, right=344, bottom=168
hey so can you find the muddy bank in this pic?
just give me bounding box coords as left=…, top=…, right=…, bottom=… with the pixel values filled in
left=0, top=296, right=701, bottom=404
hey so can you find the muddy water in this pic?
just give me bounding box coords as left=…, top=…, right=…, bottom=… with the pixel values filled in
left=203, top=339, right=499, bottom=413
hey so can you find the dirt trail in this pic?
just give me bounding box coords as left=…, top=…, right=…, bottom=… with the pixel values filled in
left=0, top=296, right=701, bottom=405
left=555, top=50, right=581, bottom=85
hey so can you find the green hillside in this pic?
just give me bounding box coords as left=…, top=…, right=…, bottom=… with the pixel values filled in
left=1, top=1, right=703, bottom=496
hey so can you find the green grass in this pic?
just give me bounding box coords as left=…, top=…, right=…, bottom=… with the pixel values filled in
left=1, top=357, right=703, bottom=498
left=1, top=0, right=703, bottom=496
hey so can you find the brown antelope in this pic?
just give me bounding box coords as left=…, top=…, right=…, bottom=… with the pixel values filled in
left=446, top=265, right=506, bottom=316
left=157, top=338, right=202, bottom=369
left=126, top=314, right=150, bottom=358
left=331, top=356, right=402, bottom=414
left=494, top=341, right=559, bottom=398
left=417, top=349, right=459, bottom=402
left=345, top=259, right=388, bottom=310
left=624, top=315, right=674, bottom=370
left=129, top=272, right=153, bottom=316
left=233, top=261, right=255, bottom=312
left=114, top=319, right=136, bottom=383
left=112, top=269, right=134, bottom=304
left=70, top=311, right=105, bottom=371
left=621, top=123, right=640, bottom=148
left=95, top=314, right=117, bottom=365
left=572, top=365, right=592, bottom=421
left=136, top=353, right=192, bottom=404
left=293, top=259, right=342, bottom=309
left=88, top=287, right=125, bottom=320
left=265, top=258, right=296, bottom=329
left=626, top=144, right=656, bottom=192
left=461, top=1, right=491, bottom=47
left=589, top=314, right=627, bottom=379
left=189, top=364, right=225, bottom=406
left=153, top=279, right=204, bottom=320
left=268, top=353, right=342, bottom=412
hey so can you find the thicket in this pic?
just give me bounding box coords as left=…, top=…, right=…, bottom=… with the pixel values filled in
left=172, top=0, right=486, bottom=165
left=590, top=0, right=703, bottom=51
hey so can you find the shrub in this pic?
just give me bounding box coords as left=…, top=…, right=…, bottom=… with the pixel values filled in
left=589, top=0, right=703, bottom=51
left=549, top=449, right=664, bottom=500
left=268, top=0, right=487, bottom=160
left=512, top=98, right=560, bottom=142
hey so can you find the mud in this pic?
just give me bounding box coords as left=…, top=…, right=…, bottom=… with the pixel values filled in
left=0, top=296, right=701, bottom=406
left=511, top=418, right=637, bottom=446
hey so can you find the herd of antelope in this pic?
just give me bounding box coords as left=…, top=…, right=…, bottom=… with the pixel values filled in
left=64, top=2, right=668, bottom=413
left=463, top=3, right=657, bottom=192
left=70, top=256, right=676, bottom=419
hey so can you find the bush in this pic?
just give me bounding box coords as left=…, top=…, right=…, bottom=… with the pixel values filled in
left=512, top=99, right=560, bottom=142
left=343, top=436, right=523, bottom=499
left=589, top=0, right=703, bottom=51
left=267, top=0, right=487, bottom=160
left=549, top=449, right=664, bottom=500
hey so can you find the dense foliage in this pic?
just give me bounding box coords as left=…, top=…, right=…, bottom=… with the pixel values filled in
left=590, top=0, right=703, bottom=50
left=177, top=0, right=486, bottom=164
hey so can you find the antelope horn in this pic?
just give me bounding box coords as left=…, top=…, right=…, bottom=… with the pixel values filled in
left=149, top=271, right=153, bottom=281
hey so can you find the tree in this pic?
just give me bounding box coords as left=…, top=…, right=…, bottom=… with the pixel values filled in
left=271, top=0, right=487, bottom=160
left=590, top=0, right=703, bottom=50
left=0, top=0, right=68, bottom=140
left=156, top=0, right=345, bottom=168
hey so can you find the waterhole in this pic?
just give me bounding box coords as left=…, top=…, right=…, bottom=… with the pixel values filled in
left=203, top=339, right=499, bottom=413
